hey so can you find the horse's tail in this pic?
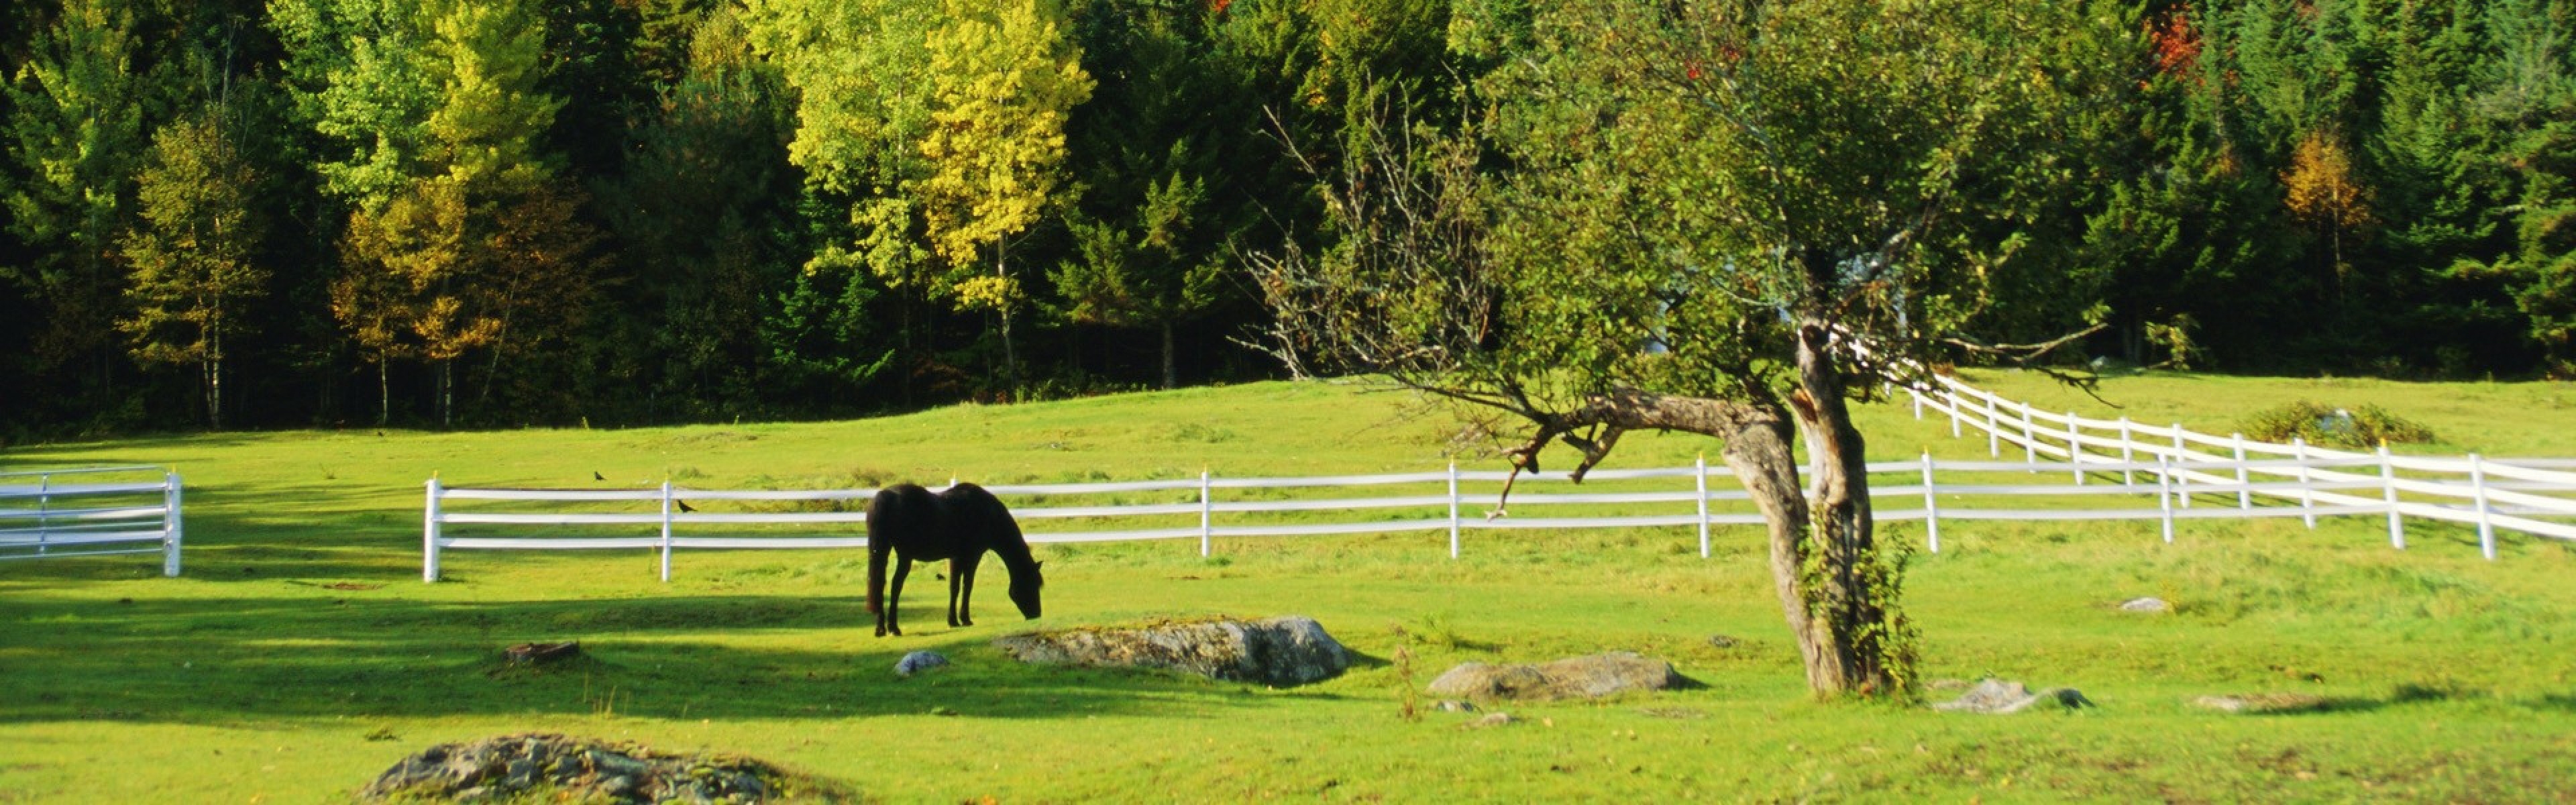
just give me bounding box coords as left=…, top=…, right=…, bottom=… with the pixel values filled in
left=865, top=488, right=896, bottom=614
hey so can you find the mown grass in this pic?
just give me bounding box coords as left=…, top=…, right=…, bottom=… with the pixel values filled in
left=2, top=374, right=2573, bottom=803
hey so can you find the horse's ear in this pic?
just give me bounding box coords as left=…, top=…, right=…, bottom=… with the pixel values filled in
left=1036, top=561, right=1045, bottom=570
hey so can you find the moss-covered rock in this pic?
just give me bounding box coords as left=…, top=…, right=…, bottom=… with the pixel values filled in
left=993, top=614, right=1350, bottom=686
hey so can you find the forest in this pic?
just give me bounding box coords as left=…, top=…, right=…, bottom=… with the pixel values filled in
left=1, top=0, right=2570, bottom=437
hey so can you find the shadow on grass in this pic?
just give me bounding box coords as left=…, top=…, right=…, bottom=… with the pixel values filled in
left=0, top=592, right=1328, bottom=727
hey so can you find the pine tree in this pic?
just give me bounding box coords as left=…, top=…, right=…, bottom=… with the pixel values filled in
left=4, top=0, right=149, bottom=393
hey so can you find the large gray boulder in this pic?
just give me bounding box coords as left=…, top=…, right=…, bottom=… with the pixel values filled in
left=993, top=615, right=1351, bottom=686
left=357, top=733, right=834, bottom=803
left=1426, top=651, right=1680, bottom=701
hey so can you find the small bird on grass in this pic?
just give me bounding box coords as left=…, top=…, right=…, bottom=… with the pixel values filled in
left=592, top=471, right=606, bottom=481
left=676, top=500, right=696, bottom=513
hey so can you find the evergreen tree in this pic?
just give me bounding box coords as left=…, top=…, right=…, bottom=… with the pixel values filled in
left=4, top=0, right=149, bottom=401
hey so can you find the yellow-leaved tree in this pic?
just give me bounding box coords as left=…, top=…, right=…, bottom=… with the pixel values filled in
left=916, top=0, right=1093, bottom=393
left=2282, top=130, right=2373, bottom=289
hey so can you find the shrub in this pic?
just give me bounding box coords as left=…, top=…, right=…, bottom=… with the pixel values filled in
left=2240, top=400, right=2437, bottom=449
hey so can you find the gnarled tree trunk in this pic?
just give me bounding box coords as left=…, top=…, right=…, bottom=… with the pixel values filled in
left=1531, top=360, right=1909, bottom=697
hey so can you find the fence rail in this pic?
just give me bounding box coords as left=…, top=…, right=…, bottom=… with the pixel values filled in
left=421, top=442, right=2576, bottom=581
left=0, top=466, right=184, bottom=575
left=1898, top=374, right=2576, bottom=558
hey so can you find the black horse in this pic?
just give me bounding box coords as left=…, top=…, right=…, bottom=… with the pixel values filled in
left=864, top=482, right=1044, bottom=637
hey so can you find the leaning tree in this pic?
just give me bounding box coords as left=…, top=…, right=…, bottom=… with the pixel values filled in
left=1253, top=0, right=2123, bottom=698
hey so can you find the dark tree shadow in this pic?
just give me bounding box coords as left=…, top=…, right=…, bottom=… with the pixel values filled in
left=0, top=592, right=1322, bottom=727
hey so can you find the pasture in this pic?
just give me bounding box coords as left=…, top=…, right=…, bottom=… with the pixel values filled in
left=3, top=372, right=2574, bottom=802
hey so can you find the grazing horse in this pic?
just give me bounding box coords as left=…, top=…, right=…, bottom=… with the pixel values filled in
left=864, top=482, right=1044, bottom=637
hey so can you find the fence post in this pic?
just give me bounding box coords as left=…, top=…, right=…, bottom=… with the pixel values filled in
left=1921, top=451, right=1939, bottom=553
left=2293, top=437, right=2316, bottom=528
left=1448, top=462, right=1461, bottom=560
left=161, top=472, right=182, bottom=577
left=2020, top=405, right=2037, bottom=470
left=2066, top=412, right=2084, bottom=484
left=1912, top=392, right=1922, bottom=420
left=423, top=478, right=442, bottom=583
left=34, top=472, right=49, bottom=556
left=2118, top=417, right=2136, bottom=486
left=1947, top=392, right=1962, bottom=438
left=2157, top=455, right=2175, bottom=543
left=2378, top=443, right=2404, bottom=550
left=2469, top=453, right=2496, bottom=561
left=2171, top=424, right=2191, bottom=508
left=1985, top=394, right=2000, bottom=457
left=659, top=481, right=675, bottom=582
left=1199, top=470, right=1213, bottom=558
left=1694, top=455, right=1711, bottom=559
left=2232, top=433, right=2252, bottom=511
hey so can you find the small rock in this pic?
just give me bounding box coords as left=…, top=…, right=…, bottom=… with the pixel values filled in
left=1427, top=651, right=1680, bottom=701
left=1706, top=634, right=1739, bottom=649
left=1932, top=679, right=2093, bottom=714
left=1462, top=712, right=1517, bottom=729
left=2191, top=693, right=2330, bottom=714
left=1430, top=700, right=1479, bottom=713
left=894, top=650, right=949, bottom=678
left=1636, top=706, right=1707, bottom=719
left=2118, top=597, right=2170, bottom=613
left=502, top=641, right=582, bottom=665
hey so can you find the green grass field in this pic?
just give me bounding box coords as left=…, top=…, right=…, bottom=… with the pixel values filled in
left=4, top=372, right=2574, bottom=803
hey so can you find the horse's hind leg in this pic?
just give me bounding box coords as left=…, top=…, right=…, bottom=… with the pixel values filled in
left=887, top=557, right=914, bottom=637
left=869, top=541, right=891, bottom=637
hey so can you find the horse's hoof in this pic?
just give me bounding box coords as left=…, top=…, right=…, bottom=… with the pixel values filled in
left=961, top=618, right=975, bottom=627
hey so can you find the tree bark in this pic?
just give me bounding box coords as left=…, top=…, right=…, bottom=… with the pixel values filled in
left=1161, top=320, right=1177, bottom=390
left=1780, top=320, right=1907, bottom=697
left=378, top=360, right=391, bottom=427
left=1511, top=373, right=1909, bottom=698
left=996, top=248, right=1018, bottom=398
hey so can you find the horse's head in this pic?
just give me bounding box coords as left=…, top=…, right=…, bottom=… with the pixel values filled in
left=1009, top=560, right=1044, bottom=619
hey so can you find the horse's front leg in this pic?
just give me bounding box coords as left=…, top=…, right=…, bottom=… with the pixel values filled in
left=946, top=559, right=963, bottom=627
left=887, top=557, right=914, bottom=637
left=955, top=553, right=984, bottom=627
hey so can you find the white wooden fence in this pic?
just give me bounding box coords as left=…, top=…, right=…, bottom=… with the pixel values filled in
left=421, top=443, right=2576, bottom=581
left=1898, top=374, right=2576, bottom=558
left=0, top=466, right=184, bottom=576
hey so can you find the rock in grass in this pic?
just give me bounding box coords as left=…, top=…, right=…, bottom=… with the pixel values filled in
left=1426, top=651, right=1680, bottom=702
left=1932, top=679, right=2094, bottom=714
left=358, top=733, right=841, bottom=804
left=993, top=615, right=1350, bottom=687
left=893, top=650, right=949, bottom=678
left=1462, top=712, right=1518, bottom=729
left=1431, top=700, right=1479, bottom=713
left=2191, top=693, right=2330, bottom=714
left=2118, top=597, right=2171, bottom=613
left=502, top=641, right=582, bottom=665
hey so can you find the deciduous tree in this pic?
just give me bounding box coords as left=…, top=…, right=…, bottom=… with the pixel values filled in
left=119, top=113, right=268, bottom=429
left=1256, top=0, right=2119, bottom=698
